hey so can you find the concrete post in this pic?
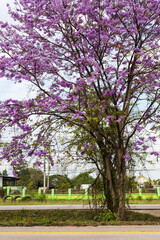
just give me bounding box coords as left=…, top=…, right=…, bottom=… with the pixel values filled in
left=157, top=188, right=160, bottom=198
left=38, top=188, right=41, bottom=195
left=7, top=186, right=10, bottom=195
left=22, top=188, right=25, bottom=197
left=85, top=188, right=88, bottom=200
left=51, top=189, right=54, bottom=200
left=139, top=188, right=142, bottom=197
left=68, top=188, right=71, bottom=200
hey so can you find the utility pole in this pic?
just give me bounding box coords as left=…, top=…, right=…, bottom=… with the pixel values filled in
left=43, top=157, right=46, bottom=194
left=47, top=159, right=50, bottom=190
left=47, top=144, right=51, bottom=191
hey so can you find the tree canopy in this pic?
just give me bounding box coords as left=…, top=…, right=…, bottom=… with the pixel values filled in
left=16, top=167, right=43, bottom=189
left=0, top=0, right=160, bottom=219
left=50, top=174, right=72, bottom=189
left=72, top=172, right=94, bottom=189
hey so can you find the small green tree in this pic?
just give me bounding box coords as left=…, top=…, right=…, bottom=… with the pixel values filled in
left=153, top=179, right=160, bottom=186
left=2, top=169, right=8, bottom=176
left=126, top=176, right=137, bottom=192
left=0, top=188, right=6, bottom=199
left=144, top=180, right=153, bottom=188
left=16, top=167, right=43, bottom=189
left=50, top=174, right=72, bottom=189
left=72, top=172, right=94, bottom=189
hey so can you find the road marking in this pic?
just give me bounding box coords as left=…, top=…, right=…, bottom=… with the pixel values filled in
left=0, top=232, right=160, bottom=234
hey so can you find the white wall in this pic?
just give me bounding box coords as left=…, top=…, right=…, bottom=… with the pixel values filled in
left=0, top=177, right=3, bottom=187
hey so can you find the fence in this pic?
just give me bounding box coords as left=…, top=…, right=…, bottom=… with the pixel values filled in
left=4, top=187, right=160, bottom=200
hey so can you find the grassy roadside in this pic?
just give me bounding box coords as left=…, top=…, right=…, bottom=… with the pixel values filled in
left=1, top=198, right=160, bottom=205
left=1, top=198, right=160, bottom=226
left=127, top=199, right=160, bottom=204
left=0, top=199, right=89, bottom=205
left=0, top=209, right=160, bottom=226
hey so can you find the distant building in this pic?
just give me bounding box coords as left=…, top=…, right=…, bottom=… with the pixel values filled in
left=80, top=184, right=91, bottom=189
left=135, top=175, right=150, bottom=188
left=0, top=175, right=19, bottom=187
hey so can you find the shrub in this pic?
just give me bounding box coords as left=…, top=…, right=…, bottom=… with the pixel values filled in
left=34, top=194, right=46, bottom=201
left=136, top=195, right=142, bottom=200
left=94, top=210, right=116, bottom=222
left=0, top=188, right=6, bottom=198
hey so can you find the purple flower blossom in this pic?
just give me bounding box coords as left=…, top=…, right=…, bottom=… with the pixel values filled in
left=116, top=117, right=122, bottom=123
left=148, top=136, right=156, bottom=142
left=1, top=22, right=8, bottom=28
left=11, top=160, right=17, bottom=166
left=142, top=145, right=149, bottom=151
left=135, top=123, right=143, bottom=131
left=150, top=152, right=159, bottom=156
left=48, top=155, right=52, bottom=161
left=51, top=161, right=54, bottom=166
left=12, top=170, right=17, bottom=178
left=107, top=116, right=114, bottom=120
left=124, top=154, right=130, bottom=161
left=136, top=141, right=143, bottom=145
left=33, top=161, right=42, bottom=166
left=139, top=137, right=144, bottom=141
left=81, top=150, right=85, bottom=155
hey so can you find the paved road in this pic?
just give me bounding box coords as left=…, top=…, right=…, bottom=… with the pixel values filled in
left=0, top=226, right=160, bottom=240
left=127, top=204, right=160, bottom=210
left=0, top=204, right=90, bottom=210
left=0, top=204, right=160, bottom=210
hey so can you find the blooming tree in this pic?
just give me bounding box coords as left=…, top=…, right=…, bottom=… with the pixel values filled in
left=0, top=0, right=160, bottom=219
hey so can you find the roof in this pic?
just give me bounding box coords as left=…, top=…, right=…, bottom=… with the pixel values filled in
left=135, top=175, right=149, bottom=183
left=0, top=175, right=19, bottom=180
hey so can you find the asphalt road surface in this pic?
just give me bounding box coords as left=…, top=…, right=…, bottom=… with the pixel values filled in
left=0, top=204, right=160, bottom=210
left=1, top=226, right=160, bottom=240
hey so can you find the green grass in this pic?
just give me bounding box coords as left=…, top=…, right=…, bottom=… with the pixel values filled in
left=2, top=197, right=160, bottom=205
left=127, top=199, right=160, bottom=204
left=0, top=198, right=89, bottom=205
left=126, top=193, right=159, bottom=200
left=45, top=193, right=92, bottom=200
left=0, top=209, right=159, bottom=226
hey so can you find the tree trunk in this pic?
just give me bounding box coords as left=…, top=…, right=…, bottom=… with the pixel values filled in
left=117, top=153, right=126, bottom=220
left=105, top=156, right=116, bottom=211
left=103, top=176, right=114, bottom=211
left=103, top=156, right=118, bottom=212
left=102, top=151, right=126, bottom=220
left=117, top=176, right=126, bottom=220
